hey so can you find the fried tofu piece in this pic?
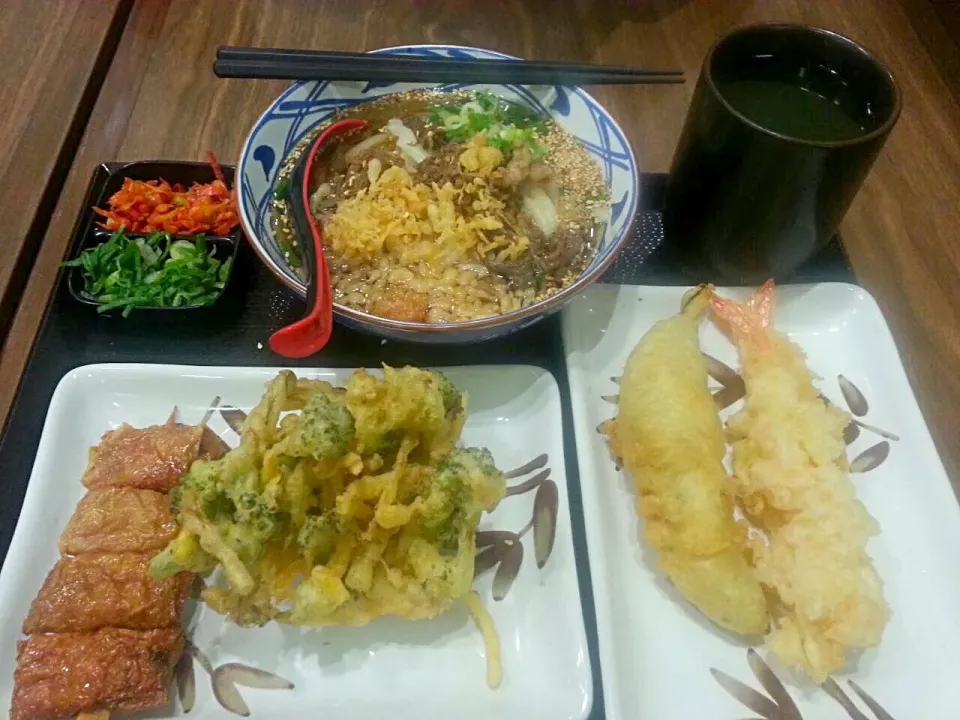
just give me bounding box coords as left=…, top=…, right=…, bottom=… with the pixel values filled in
left=23, top=553, right=191, bottom=633
left=82, top=423, right=205, bottom=492
left=11, top=628, right=183, bottom=720
left=59, top=488, right=178, bottom=554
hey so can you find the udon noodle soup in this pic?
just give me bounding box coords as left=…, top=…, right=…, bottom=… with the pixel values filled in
left=271, top=90, right=610, bottom=324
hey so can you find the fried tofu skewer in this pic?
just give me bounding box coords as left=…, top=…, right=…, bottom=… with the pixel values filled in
left=712, top=281, right=888, bottom=680
left=607, top=284, right=769, bottom=635
left=11, top=414, right=222, bottom=720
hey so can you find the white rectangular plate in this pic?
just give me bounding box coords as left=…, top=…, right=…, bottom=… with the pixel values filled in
left=0, top=364, right=591, bottom=720
left=562, top=283, right=960, bottom=720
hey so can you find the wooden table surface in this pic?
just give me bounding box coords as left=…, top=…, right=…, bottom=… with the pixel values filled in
left=0, top=0, right=130, bottom=334
left=2, top=0, right=960, bottom=490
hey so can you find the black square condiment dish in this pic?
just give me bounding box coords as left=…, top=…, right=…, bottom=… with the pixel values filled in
left=65, top=160, right=241, bottom=314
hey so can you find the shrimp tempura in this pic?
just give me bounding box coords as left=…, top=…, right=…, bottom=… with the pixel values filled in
left=711, top=280, right=888, bottom=681
left=607, top=285, right=769, bottom=636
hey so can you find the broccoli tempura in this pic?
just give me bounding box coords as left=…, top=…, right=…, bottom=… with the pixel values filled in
left=151, top=367, right=505, bottom=630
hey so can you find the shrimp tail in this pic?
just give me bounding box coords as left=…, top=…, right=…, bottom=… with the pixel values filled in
left=710, top=280, right=776, bottom=348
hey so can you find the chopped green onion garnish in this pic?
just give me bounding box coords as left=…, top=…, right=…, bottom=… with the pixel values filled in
left=429, top=92, right=549, bottom=158
left=62, top=228, right=231, bottom=316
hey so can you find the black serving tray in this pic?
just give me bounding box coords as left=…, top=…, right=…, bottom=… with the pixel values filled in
left=0, top=170, right=853, bottom=720
left=65, top=161, right=241, bottom=314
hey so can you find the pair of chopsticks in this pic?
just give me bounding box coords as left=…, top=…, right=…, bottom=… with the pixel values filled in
left=213, top=46, right=684, bottom=85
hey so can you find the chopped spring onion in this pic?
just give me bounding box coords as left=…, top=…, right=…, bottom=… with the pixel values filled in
left=428, top=91, right=548, bottom=157
left=62, top=228, right=232, bottom=317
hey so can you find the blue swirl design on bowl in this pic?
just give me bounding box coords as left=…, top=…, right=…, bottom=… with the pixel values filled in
left=550, top=86, right=571, bottom=116
left=252, top=145, right=275, bottom=179
left=237, top=44, right=639, bottom=342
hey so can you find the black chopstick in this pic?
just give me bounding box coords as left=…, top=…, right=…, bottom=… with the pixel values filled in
left=213, top=46, right=684, bottom=86
left=217, top=46, right=683, bottom=78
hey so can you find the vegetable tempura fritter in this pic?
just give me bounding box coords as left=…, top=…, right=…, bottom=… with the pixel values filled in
left=151, top=367, right=506, bottom=629
left=712, top=281, right=888, bottom=681
left=606, top=285, right=769, bottom=635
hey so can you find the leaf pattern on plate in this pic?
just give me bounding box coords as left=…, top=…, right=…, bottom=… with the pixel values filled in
left=199, top=426, right=232, bottom=459
left=711, top=650, right=899, bottom=720
left=212, top=667, right=251, bottom=717
left=504, top=454, right=547, bottom=479
left=702, top=352, right=747, bottom=410
left=711, top=649, right=802, bottom=719
left=850, top=441, right=891, bottom=473
left=200, top=395, right=222, bottom=427
left=710, top=667, right=781, bottom=718
left=186, top=640, right=214, bottom=675
left=533, top=480, right=558, bottom=568
left=474, top=539, right=511, bottom=578
left=852, top=420, right=900, bottom=443
left=492, top=540, right=523, bottom=601
left=217, top=663, right=294, bottom=690
left=220, top=405, right=248, bottom=435
left=823, top=677, right=899, bottom=720
left=848, top=680, right=899, bottom=720
left=474, top=453, right=560, bottom=600
left=183, top=644, right=296, bottom=717
left=476, top=530, right=517, bottom=548
left=844, top=421, right=862, bottom=445
left=506, top=467, right=549, bottom=497
left=822, top=678, right=871, bottom=720
left=175, top=653, right=196, bottom=713
left=747, top=649, right=802, bottom=714
left=839, top=375, right=869, bottom=417
left=830, top=376, right=900, bottom=470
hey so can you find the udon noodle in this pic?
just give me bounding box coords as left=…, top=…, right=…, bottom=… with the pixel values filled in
left=271, top=90, right=610, bottom=323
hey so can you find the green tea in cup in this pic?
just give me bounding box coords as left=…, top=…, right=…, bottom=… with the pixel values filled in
left=664, top=24, right=900, bottom=282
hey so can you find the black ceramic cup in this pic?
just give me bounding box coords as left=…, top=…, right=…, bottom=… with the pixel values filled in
left=664, top=24, right=901, bottom=283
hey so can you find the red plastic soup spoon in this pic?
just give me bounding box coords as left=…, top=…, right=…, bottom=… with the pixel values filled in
left=269, top=118, right=369, bottom=358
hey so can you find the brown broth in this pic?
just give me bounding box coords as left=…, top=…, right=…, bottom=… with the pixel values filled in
left=269, top=89, right=609, bottom=323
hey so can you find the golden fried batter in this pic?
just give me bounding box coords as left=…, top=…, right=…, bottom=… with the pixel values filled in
left=11, top=628, right=183, bottom=720
left=59, top=488, right=178, bottom=554
left=23, top=553, right=191, bottom=633
left=607, top=285, right=769, bottom=635
left=713, top=281, right=888, bottom=680
left=152, top=367, right=506, bottom=630
left=82, top=423, right=205, bottom=492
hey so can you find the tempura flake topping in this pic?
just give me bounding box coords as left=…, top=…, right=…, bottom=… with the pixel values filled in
left=151, top=366, right=507, bottom=630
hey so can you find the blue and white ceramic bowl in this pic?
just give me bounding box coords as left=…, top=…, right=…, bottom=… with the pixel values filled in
left=238, top=44, right=639, bottom=343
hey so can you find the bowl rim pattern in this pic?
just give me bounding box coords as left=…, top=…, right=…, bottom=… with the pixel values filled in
left=237, top=43, right=639, bottom=332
